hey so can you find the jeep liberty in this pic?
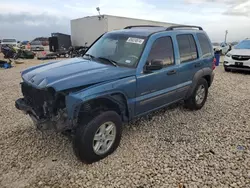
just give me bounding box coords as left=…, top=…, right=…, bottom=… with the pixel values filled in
left=15, top=25, right=215, bottom=163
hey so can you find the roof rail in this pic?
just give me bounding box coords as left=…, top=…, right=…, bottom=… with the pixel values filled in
left=124, top=25, right=163, bottom=29
left=166, top=25, right=203, bottom=31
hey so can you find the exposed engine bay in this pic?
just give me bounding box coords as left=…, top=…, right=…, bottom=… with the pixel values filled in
left=15, top=82, right=69, bottom=131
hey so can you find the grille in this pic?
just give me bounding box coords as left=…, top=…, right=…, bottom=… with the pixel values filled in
left=232, top=55, right=250, bottom=61
left=21, top=82, right=53, bottom=117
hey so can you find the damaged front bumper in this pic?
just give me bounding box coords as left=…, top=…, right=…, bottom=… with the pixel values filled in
left=15, top=98, right=71, bottom=132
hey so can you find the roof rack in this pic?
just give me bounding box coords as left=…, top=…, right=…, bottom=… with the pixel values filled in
left=166, top=25, right=203, bottom=31
left=124, top=25, right=163, bottom=29
left=124, top=25, right=203, bottom=31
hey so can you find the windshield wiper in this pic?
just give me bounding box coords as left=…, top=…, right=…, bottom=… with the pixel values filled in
left=83, top=53, right=95, bottom=60
left=97, top=57, right=118, bottom=67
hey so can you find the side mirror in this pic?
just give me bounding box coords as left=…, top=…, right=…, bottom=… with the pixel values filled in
left=145, top=59, right=164, bottom=71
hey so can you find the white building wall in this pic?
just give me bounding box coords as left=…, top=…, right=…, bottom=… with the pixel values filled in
left=106, top=15, right=178, bottom=31
left=70, top=16, right=108, bottom=46
left=71, top=15, right=179, bottom=46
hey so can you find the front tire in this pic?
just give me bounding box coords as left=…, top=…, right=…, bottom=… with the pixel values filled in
left=73, top=111, right=122, bottom=164
left=224, top=66, right=230, bottom=72
left=185, top=78, right=208, bottom=110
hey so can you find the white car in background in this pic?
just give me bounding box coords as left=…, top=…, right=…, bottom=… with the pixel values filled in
left=224, top=39, right=250, bottom=72
left=213, top=42, right=231, bottom=55
left=30, top=40, right=44, bottom=51
left=1, top=39, right=18, bottom=47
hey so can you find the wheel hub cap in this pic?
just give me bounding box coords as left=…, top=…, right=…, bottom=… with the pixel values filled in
left=195, top=84, right=205, bottom=105
left=93, top=121, right=116, bottom=155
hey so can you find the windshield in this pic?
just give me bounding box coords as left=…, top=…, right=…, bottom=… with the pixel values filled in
left=235, top=40, right=250, bottom=49
left=84, top=33, right=147, bottom=68
left=2, top=39, right=16, bottom=42
left=30, top=41, right=42, bottom=45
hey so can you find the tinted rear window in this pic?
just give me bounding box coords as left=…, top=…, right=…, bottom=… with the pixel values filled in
left=197, top=33, right=213, bottom=57
left=177, top=34, right=198, bottom=63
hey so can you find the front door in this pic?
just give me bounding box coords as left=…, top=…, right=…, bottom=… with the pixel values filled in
left=135, top=36, right=180, bottom=115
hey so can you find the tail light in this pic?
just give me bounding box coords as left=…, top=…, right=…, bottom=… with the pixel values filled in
left=212, top=58, right=216, bottom=70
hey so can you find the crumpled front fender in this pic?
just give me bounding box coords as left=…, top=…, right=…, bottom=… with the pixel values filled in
left=65, top=76, right=136, bottom=122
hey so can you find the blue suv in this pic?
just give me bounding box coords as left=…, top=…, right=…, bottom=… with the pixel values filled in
left=15, top=25, right=215, bottom=163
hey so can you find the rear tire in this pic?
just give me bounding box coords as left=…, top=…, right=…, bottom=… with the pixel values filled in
left=184, top=78, right=208, bottom=110
left=73, top=111, right=122, bottom=164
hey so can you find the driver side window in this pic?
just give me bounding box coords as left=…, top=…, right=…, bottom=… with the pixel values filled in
left=147, top=36, right=174, bottom=67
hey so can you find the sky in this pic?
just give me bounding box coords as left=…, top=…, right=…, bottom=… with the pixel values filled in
left=0, top=0, right=250, bottom=42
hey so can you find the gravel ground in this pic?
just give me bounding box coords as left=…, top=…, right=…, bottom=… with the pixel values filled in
left=0, top=59, right=249, bottom=188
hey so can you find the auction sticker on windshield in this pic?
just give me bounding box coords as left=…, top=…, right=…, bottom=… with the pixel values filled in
left=126, top=37, right=144, bottom=44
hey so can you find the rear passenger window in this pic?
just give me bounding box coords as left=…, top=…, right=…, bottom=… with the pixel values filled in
left=177, top=34, right=198, bottom=63
left=147, top=37, right=174, bottom=67
left=197, top=33, right=213, bottom=57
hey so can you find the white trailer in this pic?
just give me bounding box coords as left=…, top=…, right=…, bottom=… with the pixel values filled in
left=70, top=15, right=178, bottom=47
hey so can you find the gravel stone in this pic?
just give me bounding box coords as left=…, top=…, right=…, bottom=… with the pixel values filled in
left=0, top=59, right=249, bottom=188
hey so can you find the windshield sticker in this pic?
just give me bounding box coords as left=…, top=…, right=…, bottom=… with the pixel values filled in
left=125, top=60, right=131, bottom=64
left=126, top=37, right=144, bottom=44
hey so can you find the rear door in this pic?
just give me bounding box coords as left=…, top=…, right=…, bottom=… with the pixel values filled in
left=175, top=34, right=201, bottom=98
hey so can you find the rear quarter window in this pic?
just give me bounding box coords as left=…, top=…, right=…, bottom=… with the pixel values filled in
left=177, top=34, right=198, bottom=63
left=197, top=33, right=213, bottom=58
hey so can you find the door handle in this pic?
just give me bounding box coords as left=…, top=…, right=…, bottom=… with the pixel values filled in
left=167, top=70, right=177, bottom=75
left=194, top=62, right=202, bottom=67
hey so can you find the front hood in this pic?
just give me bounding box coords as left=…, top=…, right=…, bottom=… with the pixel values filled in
left=229, top=49, right=250, bottom=56
left=21, top=58, right=136, bottom=91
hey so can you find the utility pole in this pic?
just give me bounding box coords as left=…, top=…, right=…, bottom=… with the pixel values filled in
left=96, top=7, right=101, bottom=16
left=224, top=30, right=228, bottom=43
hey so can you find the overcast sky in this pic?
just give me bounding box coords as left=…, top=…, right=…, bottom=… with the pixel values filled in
left=0, top=0, right=250, bottom=42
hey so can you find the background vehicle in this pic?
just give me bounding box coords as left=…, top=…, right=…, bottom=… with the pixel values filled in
left=213, top=42, right=231, bottom=54
left=21, top=41, right=29, bottom=45
left=49, top=33, right=71, bottom=52
left=68, top=46, right=88, bottom=58
left=1, top=45, right=34, bottom=59
left=1, top=39, right=18, bottom=47
left=224, top=38, right=250, bottom=72
left=30, top=41, right=44, bottom=51
left=15, top=25, right=215, bottom=164
left=1, top=45, right=17, bottom=58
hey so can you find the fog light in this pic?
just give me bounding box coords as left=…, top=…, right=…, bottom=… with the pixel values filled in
left=224, top=61, right=228, bottom=65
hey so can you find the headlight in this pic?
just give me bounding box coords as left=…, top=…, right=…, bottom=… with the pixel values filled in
left=226, top=53, right=232, bottom=57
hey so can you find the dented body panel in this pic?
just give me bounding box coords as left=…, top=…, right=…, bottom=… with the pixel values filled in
left=15, top=27, right=215, bottom=132
left=21, top=58, right=136, bottom=91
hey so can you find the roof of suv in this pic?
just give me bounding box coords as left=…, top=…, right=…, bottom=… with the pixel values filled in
left=109, top=25, right=204, bottom=37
